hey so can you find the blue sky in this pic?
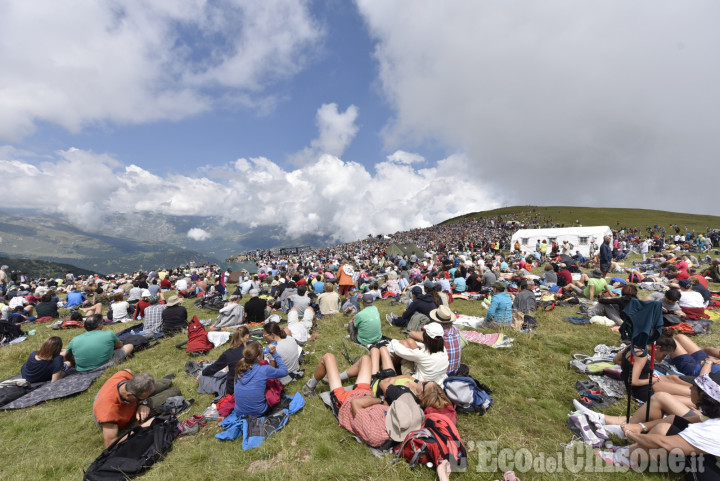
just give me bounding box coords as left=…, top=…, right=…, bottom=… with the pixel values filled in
left=1, top=1, right=719, bottom=244
left=14, top=1, right=404, bottom=175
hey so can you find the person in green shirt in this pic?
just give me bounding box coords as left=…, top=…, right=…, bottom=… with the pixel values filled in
left=349, top=293, right=382, bottom=346
left=565, top=269, right=614, bottom=300
left=66, top=315, right=135, bottom=371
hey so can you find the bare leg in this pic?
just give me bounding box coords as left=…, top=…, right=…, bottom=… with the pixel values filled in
left=80, top=303, right=103, bottom=316
left=369, top=347, right=380, bottom=373
left=356, top=355, right=373, bottom=385
left=379, top=346, right=395, bottom=370
left=673, top=334, right=703, bottom=355
left=316, top=353, right=342, bottom=391
left=121, top=344, right=134, bottom=356
left=701, top=346, right=720, bottom=358
left=653, top=375, right=692, bottom=398
left=602, top=392, right=697, bottom=425
left=345, top=355, right=369, bottom=379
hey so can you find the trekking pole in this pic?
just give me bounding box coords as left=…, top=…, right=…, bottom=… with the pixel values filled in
left=625, top=378, right=632, bottom=424
left=645, top=343, right=656, bottom=423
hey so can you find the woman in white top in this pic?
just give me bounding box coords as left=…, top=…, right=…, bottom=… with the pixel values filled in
left=384, top=322, right=448, bottom=385
left=110, top=292, right=131, bottom=323
left=678, top=281, right=707, bottom=309
left=594, top=372, right=720, bottom=477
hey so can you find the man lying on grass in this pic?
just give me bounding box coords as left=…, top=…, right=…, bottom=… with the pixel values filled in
left=93, top=370, right=155, bottom=447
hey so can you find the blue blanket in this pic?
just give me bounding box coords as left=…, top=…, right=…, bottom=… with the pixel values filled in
left=216, top=393, right=305, bottom=449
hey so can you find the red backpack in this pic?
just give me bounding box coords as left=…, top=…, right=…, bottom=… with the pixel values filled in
left=186, top=316, right=213, bottom=354
left=393, top=413, right=467, bottom=470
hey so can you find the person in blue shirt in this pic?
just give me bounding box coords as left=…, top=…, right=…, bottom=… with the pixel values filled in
left=233, top=342, right=288, bottom=417
left=65, top=287, right=86, bottom=308
left=452, top=271, right=466, bottom=293
left=312, top=276, right=325, bottom=297
left=486, top=281, right=512, bottom=324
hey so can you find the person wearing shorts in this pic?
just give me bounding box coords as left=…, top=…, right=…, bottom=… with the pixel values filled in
left=301, top=349, right=394, bottom=447
left=658, top=334, right=720, bottom=377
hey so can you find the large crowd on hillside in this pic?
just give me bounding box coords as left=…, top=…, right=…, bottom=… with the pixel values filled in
left=2, top=214, right=720, bottom=479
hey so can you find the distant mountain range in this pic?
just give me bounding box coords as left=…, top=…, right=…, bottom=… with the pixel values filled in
left=0, top=256, right=95, bottom=280
left=0, top=210, right=331, bottom=274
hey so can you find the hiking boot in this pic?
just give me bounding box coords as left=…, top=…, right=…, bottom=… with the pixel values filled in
left=300, top=382, right=316, bottom=397
left=179, top=415, right=206, bottom=436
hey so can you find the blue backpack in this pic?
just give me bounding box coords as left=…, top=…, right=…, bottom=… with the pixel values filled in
left=443, top=376, right=493, bottom=415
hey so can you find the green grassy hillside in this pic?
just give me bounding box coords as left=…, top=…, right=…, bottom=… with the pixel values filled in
left=2, top=206, right=720, bottom=480
left=2, top=259, right=718, bottom=480
left=443, top=206, right=720, bottom=233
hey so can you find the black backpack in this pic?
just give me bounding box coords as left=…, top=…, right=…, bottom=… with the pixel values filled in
left=0, top=384, right=32, bottom=407
left=84, top=415, right=180, bottom=481
left=0, top=321, right=24, bottom=344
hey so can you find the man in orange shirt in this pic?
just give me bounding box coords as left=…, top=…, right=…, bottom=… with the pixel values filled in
left=93, top=370, right=155, bottom=447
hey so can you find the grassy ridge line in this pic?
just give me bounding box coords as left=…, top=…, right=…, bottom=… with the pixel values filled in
left=441, top=206, right=720, bottom=233
left=0, top=256, right=94, bottom=279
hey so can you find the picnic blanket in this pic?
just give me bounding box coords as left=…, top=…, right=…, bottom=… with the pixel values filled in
left=2, top=365, right=108, bottom=410
left=216, top=393, right=305, bottom=449
left=459, top=331, right=513, bottom=348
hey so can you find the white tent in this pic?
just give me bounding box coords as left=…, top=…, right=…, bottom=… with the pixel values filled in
left=511, top=226, right=612, bottom=258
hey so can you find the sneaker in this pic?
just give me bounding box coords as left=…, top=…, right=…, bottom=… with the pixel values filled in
left=589, top=419, right=610, bottom=440
left=385, top=314, right=395, bottom=326
left=569, top=413, right=603, bottom=447
left=595, top=447, right=637, bottom=469
left=179, top=414, right=206, bottom=436
left=573, top=399, right=605, bottom=424
left=300, top=382, right=316, bottom=397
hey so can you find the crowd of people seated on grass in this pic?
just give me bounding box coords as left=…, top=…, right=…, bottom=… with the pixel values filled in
left=2, top=216, right=720, bottom=479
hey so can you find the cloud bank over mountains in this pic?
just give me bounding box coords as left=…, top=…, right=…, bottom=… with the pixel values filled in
left=0, top=119, right=498, bottom=242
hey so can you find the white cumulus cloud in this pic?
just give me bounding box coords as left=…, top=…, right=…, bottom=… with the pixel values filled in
left=356, top=0, right=720, bottom=213
left=0, top=146, right=499, bottom=242
left=289, top=103, right=360, bottom=165
left=387, top=150, right=424, bottom=164
left=0, top=0, right=323, bottom=140
left=187, top=228, right=212, bottom=241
